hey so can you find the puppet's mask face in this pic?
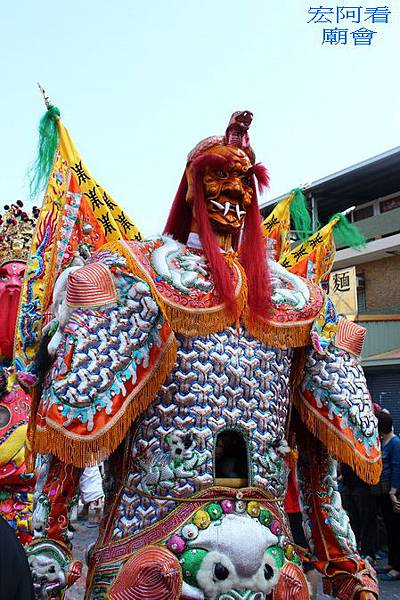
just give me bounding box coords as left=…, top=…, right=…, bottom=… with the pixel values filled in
left=189, top=146, right=254, bottom=235
left=204, top=146, right=253, bottom=234
left=0, top=261, right=25, bottom=298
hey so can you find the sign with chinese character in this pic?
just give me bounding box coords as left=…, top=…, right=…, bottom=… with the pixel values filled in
left=329, top=266, right=358, bottom=318
left=307, top=5, right=391, bottom=46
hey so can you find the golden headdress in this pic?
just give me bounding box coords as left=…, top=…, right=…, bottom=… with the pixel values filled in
left=0, top=201, right=38, bottom=266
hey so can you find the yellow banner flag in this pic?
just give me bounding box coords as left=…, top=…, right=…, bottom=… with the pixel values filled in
left=261, top=194, right=293, bottom=260
left=14, top=115, right=141, bottom=374
left=57, top=121, right=140, bottom=241
left=279, top=217, right=339, bottom=286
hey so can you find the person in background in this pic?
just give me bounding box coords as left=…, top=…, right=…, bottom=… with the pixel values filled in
left=284, top=449, right=318, bottom=600
left=78, top=465, right=104, bottom=526
left=374, top=410, right=400, bottom=581
left=0, top=515, right=34, bottom=599
left=340, top=462, right=377, bottom=563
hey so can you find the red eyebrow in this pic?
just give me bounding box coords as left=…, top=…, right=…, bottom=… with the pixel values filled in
left=249, top=162, right=270, bottom=193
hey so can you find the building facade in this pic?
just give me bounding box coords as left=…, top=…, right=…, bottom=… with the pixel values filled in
left=261, top=147, right=400, bottom=430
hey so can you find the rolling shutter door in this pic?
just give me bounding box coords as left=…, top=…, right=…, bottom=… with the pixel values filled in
left=365, top=370, right=400, bottom=434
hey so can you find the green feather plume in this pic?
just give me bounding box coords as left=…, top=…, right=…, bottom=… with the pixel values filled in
left=331, top=212, right=366, bottom=249
left=290, top=188, right=312, bottom=241
left=29, top=105, right=61, bottom=199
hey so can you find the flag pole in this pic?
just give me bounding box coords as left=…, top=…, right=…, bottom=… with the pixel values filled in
left=37, top=82, right=52, bottom=110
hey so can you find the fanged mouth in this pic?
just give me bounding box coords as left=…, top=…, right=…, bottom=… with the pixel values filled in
left=33, top=578, right=60, bottom=592
left=210, top=200, right=246, bottom=219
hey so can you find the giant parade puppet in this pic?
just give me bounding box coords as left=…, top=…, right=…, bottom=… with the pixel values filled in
left=19, top=102, right=381, bottom=599
left=0, top=202, right=38, bottom=543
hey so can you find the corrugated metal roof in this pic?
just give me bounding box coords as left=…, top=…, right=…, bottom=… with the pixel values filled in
left=260, top=145, right=400, bottom=220
left=302, top=146, right=400, bottom=197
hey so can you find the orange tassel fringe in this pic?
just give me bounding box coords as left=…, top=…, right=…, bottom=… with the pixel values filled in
left=32, top=334, right=177, bottom=468
left=293, top=390, right=382, bottom=485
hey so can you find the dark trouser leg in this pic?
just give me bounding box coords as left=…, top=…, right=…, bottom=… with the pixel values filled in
left=380, top=494, right=400, bottom=572
left=357, top=488, right=377, bottom=558
left=342, top=488, right=362, bottom=547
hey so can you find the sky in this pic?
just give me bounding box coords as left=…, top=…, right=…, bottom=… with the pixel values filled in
left=1, top=0, right=399, bottom=236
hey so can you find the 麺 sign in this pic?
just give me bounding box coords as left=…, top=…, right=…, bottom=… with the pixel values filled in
left=329, top=266, right=358, bottom=319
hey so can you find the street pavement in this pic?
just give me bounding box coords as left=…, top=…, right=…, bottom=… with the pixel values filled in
left=64, top=518, right=98, bottom=600
left=65, top=519, right=400, bottom=599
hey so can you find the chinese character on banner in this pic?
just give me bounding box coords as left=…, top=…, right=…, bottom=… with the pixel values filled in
left=352, top=26, right=377, bottom=45
left=329, top=266, right=358, bottom=318
left=308, top=6, right=335, bottom=22
left=364, top=6, right=391, bottom=23
left=97, top=213, right=117, bottom=235
left=71, top=160, right=91, bottom=185
left=323, top=27, right=348, bottom=44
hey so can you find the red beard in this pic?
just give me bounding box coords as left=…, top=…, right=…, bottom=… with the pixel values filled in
left=164, top=154, right=271, bottom=318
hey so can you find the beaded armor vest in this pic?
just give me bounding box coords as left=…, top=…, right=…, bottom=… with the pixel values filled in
left=29, top=238, right=380, bottom=600
left=112, top=329, right=293, bottom=539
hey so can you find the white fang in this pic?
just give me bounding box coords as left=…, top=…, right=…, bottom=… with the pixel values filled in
left=210, top=200, right=224, bottom=210
left=236, top=205, right=246, bottom=219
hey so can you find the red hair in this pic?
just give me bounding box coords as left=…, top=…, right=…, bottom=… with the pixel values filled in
left=163, top=154, right=271, bottom=317
left=241, top=163, right=271, bottom=317
left=163, top=172, right=192, bottom=244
